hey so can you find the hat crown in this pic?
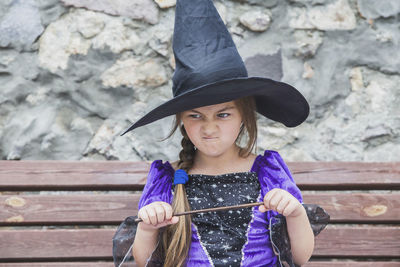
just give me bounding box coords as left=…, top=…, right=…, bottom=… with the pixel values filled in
left=172, top=0, right=248, bottom=97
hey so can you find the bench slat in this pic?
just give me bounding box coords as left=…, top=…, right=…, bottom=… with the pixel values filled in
left=0, top=161, right=399, bottom=190
left=1, top=193, right=399, bottom=225
left=314, top=225, right=400, bottom=257
left=0, top=194, right=141, bottom=225
left=0, top=262, right=398, bottom=267
left=1, top=192, right=399, bottom=225
left=0, top=226, right=399, bottom=260
left=304, top=262, right=400, bottom=267
left=0, top=263, right=116, bottom=267
left=303, top=192, right=400, bottom=222
left=0, top=161, right=149, bottom=190
left=290, top=162, right=400, bottom=190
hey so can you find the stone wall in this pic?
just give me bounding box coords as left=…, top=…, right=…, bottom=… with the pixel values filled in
left=0, top=0, right=399, bottom=162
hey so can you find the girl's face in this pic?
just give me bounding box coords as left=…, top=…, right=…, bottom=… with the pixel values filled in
left=181, top=101, right=243, bottom=158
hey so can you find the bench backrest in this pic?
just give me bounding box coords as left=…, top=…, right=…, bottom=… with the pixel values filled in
left=0, top=161, right=399, bottom=267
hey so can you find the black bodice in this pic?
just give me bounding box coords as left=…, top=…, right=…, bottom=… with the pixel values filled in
left=184, top=171, right=261, bottom=267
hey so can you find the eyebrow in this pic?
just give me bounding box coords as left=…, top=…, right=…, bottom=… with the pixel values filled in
left=190, top=106, right=235, bottom=113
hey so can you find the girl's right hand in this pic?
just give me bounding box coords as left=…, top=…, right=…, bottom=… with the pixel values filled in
left=137, top=201, right=179, bottom=232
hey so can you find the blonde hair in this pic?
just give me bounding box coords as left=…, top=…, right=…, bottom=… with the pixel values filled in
left=160, top=96, right=258, bottom=266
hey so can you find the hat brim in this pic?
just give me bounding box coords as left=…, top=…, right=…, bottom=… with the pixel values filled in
left=121, top=77, right=309, bottom=136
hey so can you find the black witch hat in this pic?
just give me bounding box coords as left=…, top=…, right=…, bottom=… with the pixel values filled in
left=121, top=0, right=309, bottom=136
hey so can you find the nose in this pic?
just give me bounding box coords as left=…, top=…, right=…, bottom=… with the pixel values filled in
left=201, top=120, right=218, bottom=136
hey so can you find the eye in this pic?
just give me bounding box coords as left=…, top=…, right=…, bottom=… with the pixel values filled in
left=188, top=114, right=201, bottom=119
left=217, top=113, right=230, bottom=118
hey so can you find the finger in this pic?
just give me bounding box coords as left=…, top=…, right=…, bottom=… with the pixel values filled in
left=282, top=202, right=297, bottom=217
left=154, top=204, right=165, bottom=223
left=160, top=202, right=173, bottom=220
left=167, top=216, right=179, bottom=224
left=276, top=197, right=290, bottom=214
left=258, top=205, right=268, bottom=213
left=156, top=216, right=179, bottom=228
left=139, top=209, right=150, bottom=225
left=269, top=192, right=284, bottom=211
left=147, top=207, right=158, bottom=226
left=263, top=189, right=280, bottom=209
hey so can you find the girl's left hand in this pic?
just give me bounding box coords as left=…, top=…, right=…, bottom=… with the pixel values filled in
left=258, top=188, right=304, bottom=218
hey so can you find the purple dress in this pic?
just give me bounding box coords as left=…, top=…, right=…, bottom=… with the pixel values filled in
left=138, top=150, right=303, bottom=267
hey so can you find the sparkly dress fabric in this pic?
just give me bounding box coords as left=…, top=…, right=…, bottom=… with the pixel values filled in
left=112, top=150, right=314, bottom=267
left=184, top=172, right=260, bottom=267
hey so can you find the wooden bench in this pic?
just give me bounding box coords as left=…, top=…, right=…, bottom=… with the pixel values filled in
left=0, top=160, right=399, bottom=266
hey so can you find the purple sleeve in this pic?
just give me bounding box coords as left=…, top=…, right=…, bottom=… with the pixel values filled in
left=138, top=160, right=174, bottom=209
left=257, top=150, right=303, bottom=224
left=259, top=150, right=303, bottom=204
left=270, top=150, right=303, bottom=203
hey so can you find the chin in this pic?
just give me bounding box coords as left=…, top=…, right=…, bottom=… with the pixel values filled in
left=198, top=147, right=227, bottom=158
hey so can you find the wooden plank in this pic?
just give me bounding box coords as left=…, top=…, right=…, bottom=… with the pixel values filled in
left=0, top=226, right=399, bottom=260
left=1, top=193, right=399, bottom=225
left=0, top=194, right=141, bottom=225
left=0, top=161, right=150, bottom=190
left=0, top=262, right=398, bottom=267
left=289, top=162, right=400, bottom=190
left=304, top=262, right=400, bottom=267
left=0, top=229, right=114, bottom=259
left=303, top=192, right=400, bottom=222
left=0, top=161, right=399, bottom=190
left=313, top=225, right=400, bottom=257
left=0, top=263, right=116, bottom=267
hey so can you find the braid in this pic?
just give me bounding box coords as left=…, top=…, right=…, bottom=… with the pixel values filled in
left=178, top=125, right=196, bottom=172
left=161, top=124, right=194, bottom=267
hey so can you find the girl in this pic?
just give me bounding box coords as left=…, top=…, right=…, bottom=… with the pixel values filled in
left=131, top=97, right=315, bottom=267
left=113, top=0, right=328, bottom=266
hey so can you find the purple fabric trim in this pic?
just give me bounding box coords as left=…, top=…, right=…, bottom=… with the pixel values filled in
left=138, top=160, right=174, bottom=209
left=137, top=150, right=302, bottom=266
left=240, top=150, right=303, bottom=266
left=186, top=224, right=214, bottom=266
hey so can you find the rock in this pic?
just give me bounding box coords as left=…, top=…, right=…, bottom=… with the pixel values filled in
left=239, top=10, right=272, bottom=32
left=0, top=0, right=44, bottom=51
left=77, top=13, right=105, bottom=38
left=2, top=104, right=56, bottom=160
left=38, top=9, right=144, bottom=73
left=289, top=0, right=356, bottom=30
left=148, top=23, right=173, bottom=57
left=357, top=0, right=400, bottom=19
left=101, top=57, right=168, bottom=88
left=245, top=51, right=283, bottom=81
left=349, top=67, right=363, bottom=92
left=288, top=0, right=332, bottom=4
left=362, top=124, right=392, bottom=142
left=375, top=30, right=393, bottom=43
left=36, top=0, right=68, bottom=26
left=61, top=0, right=159, bottom=25
left=91, top=19, right=142, bottom=53
left=230, top=0, right=278, bottom=8
left=84, top=121, right=121, bottom=158
left=169, top=54, right=176, bottom=70
left=154, top=0, right=176, bottom=9
left=38, top=10, right=91, bottom=72
left=302, top=62, right=314, bottom=79
left=84, top=117, right=180, bottom=161
left=293, top=30, right=323, bottom=58
left=365, top=80, right=390, bottom=113
left=0, top=0, right=14, bottom=18
left=257, top=125, right=296, bottom=150
left=26, top=87, right=50, bottom=105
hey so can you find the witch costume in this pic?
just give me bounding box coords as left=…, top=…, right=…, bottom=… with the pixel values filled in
left=114, top=0, right=329, bottom=266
